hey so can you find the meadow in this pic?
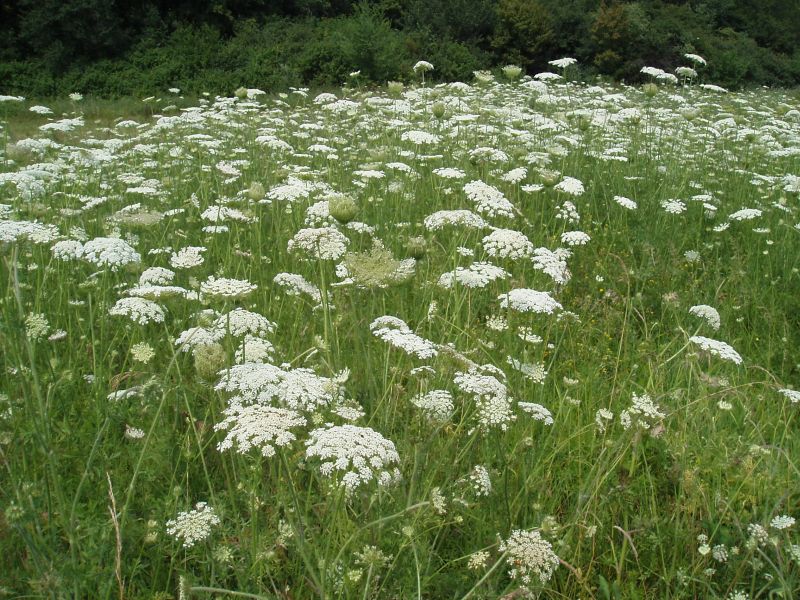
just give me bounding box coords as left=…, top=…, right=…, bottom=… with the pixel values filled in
left=0, top=60, right=799, bottom=599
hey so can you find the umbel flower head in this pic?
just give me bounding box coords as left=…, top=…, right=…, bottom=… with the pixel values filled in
left=288, top=226, right=348, bottom=261
left=305, top=424, right=401, bottom=493
left=498, top=289, right=562, bottom=314
left=214, top=405, right=306, bottom=457
left=689, top=335, right=743, bottom=365
left=499, top=529, right=559, bottom=585
left=166, top=502, right=220, bottom=548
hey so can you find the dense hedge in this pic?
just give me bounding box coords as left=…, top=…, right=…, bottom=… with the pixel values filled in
left=1, top=0, right=798, bottom=97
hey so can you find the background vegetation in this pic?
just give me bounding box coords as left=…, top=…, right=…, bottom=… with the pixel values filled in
left=1, top=0, right=799, bottom=96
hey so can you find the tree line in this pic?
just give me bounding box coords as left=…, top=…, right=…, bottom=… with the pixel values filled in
left=1, top=0, right=798, bottom=96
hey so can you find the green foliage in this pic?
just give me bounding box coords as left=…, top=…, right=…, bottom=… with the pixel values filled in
left=491, top=0, right=555, bottom=69
left=0, top=0, right=799, bottom=94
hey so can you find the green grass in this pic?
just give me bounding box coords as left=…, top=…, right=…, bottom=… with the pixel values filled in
left=0, top=78, right=798, bottom=600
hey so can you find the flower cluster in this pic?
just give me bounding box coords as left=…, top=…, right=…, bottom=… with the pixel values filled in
left=305, top=425, right=401, bottom=493
left=499, top=529, right=559, bottom=585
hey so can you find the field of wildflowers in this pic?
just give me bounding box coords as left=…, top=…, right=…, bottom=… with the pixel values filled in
left=1, top=59, right=799, bottom=599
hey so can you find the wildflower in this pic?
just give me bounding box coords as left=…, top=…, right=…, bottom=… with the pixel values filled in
left=288, top=227, right=348, bottom=261
left=25, top=313, right=50, bottom=341
left=131, top=342, right=155, bottom=364
left=200, top=276, right=257, bottom=299
left=549, top=57, right=577, bottom=69
left=499, top=289, right=562, bottom=314
left=483, top=229, right=533, bottom=259
left=689, top=336, right=743, bottom=365
left=463, top=181, right=515, bottom=218
left=305, top=425, right=401, bottom=493
left=499, top=529, right=559, bottom=585
left=595, top=409, right=614, bottom=432
left=413, top=60, right=434, bottom=73
left=165, top=502, right=220, bottom=548
left=82, top=237, right=140, bottom=270
left=170, top=246, right=206, bottom=269
left=501, top=65, right=523, bottom=80
left=215, top=405, right=305, bottom=457
left=614, top=195, right=637, bottom=210
left=689, top=305, right=721, bottom=331
left=561, top=231, right=590, bottom=246
left=770, top=515, right=795, bottom=530
left=469, top=465, right=492, bottom=496
left=438, top=262, right=508, bottom=289
left=370, top=316, right=437, bottom=359
left=518, top=403, right=554, bottom=425
left=109, top=297, right=165, bottom=325
left=468, top=551, right=490, bottom=570
left=410, top=390, right=453, bottom=422
left=777, top=388, right=800, bottom=404
left=554, top=177, right=584, bottom=196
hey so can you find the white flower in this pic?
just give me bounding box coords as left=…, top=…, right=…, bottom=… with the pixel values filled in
left=273, top=273, right=322, bottom=303
left=482, top=229, right=533, bottom=259
left=288, top=227, right=348, bottom=261
left=499, top=289, right=562, bottom=314
left=614, top=195, right=637, bottom=210
left=468, top=465, right=492, bottom=496
left=548, top=57, right=577, bottom=69
left=777, top=388, right=800, bottom=404
left=165, top=502, right=220, bottom=548
left=728, top=208, right=762, bottom=221
left=689, top=305, right=721, bottom=331
left=424, top=209, right=487, bottom=231
left=689, top=336, right=743, bottom=365
left=109, top=297, right=165, bottom=325
left=213, top=308, right=276, bottom=339
left=463, top=181, right=515, bottom=218
left=410, top=390, right=453, bottom=422
left=499, top=529, right=559, bottom=585
left=560, top=231, right=590, bottom=246
left=214, top=405, right=305, bottom=457
left=200, top=276, right=257, bottom=299
left=554, top=177, right=584, bottom=196
left=370, top=316, right=437, bottom=359
left=532, top=247, right=571, bottom=285
left=170, top=246, right=206, bottom=269
left=684, top=53, right=707, bottom=66
left=52, top=240, right=84, bottom=261
left=438, top=262, right=508, bottom=289
left=518, top=402, right=554, bottom=425
left=305, top=425, right=401, bottom=492
left=770, top=515, right=795, bottom=530
left=139, top=267, right=175, bottom=286
left=82, top=237, right=140, bottom=270
left=413, top=60, right=434, bottom=73
left=401, top=130, right=440, bottom=145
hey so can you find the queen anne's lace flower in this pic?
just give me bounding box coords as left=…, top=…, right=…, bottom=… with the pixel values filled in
left=200, top=276, right=257, bottom=298
left=424, top=209, right=487, bottom=231
left=689, top=305, right=721, bottom=331
left=305, top=425, right=401, bottom=492
left=482, top=229, right=533, bottom=259
left=554, top=177, right=584, bottom=196
left=777, top=388, right=800, bottom=404
left=619, top=392, right=664, bottom=430
left=410, top=390, right=454, bottom=422
left=52, top=240, right=84, bottom=261
left=370, top=316, right=437, bottom=359
left=689, top=335, right=743, bottom=365
left=139, top=266, right=175, bottom=286
left=109, top=297, right=165, bottom=325
left=214, top=405, right=305, bottom=457
left=165, top=502, right=220, bottom=548
left=499, top=529, right=559, bottom=585
left=463, top=181, right=515, bottom=218
left=532, top=247, right=571, bottom=285
left=213, top=308, right=276, bottom=339
left=438, top=262, right=508, bottom=289
left=273, top=273, right=322, bottom=303
left=518, top=403, right=554, bottom=425
left=288, top=226, right=348, bottom=260
left=82, top=237, right=140, bottom=270
left=499, top=289, right=562, bottom=314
